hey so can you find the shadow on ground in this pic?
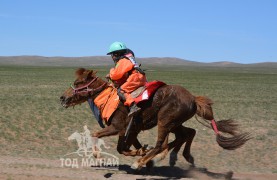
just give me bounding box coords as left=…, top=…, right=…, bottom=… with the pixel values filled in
left=103, top=165, right=234, bottom=179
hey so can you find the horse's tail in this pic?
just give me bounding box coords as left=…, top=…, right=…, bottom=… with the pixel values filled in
left=195, top=96, right=251, bottom=150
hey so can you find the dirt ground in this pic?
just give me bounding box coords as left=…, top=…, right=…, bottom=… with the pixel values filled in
left=0, top=156, right=276, bottom=180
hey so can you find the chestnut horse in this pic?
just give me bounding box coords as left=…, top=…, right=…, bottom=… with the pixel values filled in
left=60, top=68, right=250, bottom=170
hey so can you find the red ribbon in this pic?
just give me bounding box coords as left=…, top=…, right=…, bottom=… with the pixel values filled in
left=211, top=119, right=219, bottom=134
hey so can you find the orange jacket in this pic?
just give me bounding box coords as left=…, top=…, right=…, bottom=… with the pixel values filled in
left=110, top=58, right=133, bottom=81
left=110, top=57, right=147, bottom=94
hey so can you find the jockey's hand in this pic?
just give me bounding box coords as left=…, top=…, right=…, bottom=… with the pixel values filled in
left=110, top=83, right=116, bottom=88
left=112, top=82, right=119, bottom=88
left=105, top=74, right=111, bottom=81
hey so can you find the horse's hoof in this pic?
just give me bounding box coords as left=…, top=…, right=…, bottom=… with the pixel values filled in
left=143, top=144, right=154, bottom=151
left=146, top=160, right=154, bottom=171
left=184, top=154, right=194, bottom=166
left=131, top=161, right=142, bottom=170
left=169, top=151, right=178, bottom=167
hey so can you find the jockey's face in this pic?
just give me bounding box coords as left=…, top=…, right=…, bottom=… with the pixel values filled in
left=111, top=53, right=120, bottom=63
left=111, top=54, right=116, bottom=60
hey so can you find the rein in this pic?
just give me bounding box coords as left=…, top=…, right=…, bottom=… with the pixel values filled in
left=71, top=77, right=107, bottom=96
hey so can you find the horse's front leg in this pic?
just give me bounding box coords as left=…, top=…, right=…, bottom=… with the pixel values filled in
left=92, top=125, right=119, bottom=138
left=122, top=145, right=153, bottom=156
left=117, top=133, right=153, bottom=157
left=132, top=137, right=143, bottom=149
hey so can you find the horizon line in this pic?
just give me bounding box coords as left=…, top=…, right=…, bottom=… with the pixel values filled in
left=0, top=55, right=276, bottom=65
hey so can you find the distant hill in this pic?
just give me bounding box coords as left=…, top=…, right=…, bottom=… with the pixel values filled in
left=0, top=56, right=276, bottom=68
left=0, top=56, right=112, bottom=67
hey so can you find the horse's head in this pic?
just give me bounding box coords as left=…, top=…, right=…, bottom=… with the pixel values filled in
left=60, top=68, right=107, bottom=108
left=68, top=131, right=79, bottom=141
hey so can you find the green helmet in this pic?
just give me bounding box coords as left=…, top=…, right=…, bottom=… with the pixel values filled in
left=107, top=42, right=127, bottom=55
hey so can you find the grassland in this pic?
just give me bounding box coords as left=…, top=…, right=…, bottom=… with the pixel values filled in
left=0, top=65, right=276, bottom=175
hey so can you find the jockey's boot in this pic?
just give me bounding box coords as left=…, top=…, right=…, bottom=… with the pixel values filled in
left=128, top=103, right=141, bottom=117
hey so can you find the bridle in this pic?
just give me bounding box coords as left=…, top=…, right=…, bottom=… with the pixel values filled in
left=70, top=76, right=107, bottom=96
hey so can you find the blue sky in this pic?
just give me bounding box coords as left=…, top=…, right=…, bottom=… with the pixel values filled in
left=0, top=0, right=276, bottom=63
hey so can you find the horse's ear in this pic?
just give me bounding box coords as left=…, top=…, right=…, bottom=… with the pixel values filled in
left=75, top=68, right=86, bottom=77
left=87, top=70, right=94, bottom=78
left=87, top=70, right=98, bottom=78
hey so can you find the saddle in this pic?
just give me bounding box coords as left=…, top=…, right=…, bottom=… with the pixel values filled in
left=131, top=86, right=146, bottom=98
left=133, top=81, right=166, bottom=104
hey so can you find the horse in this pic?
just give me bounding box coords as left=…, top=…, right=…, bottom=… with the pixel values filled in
left=68, top=131, right=110, bottom=157
left=60, top=68, right=251, bottom=170
left=68, top=131, right=87, bottom=156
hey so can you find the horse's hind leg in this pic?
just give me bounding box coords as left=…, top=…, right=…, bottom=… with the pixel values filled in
left=146, top=133, right=169, bottom=167
left=183, top=127, right=196, bottom=165
left=149, top=125, right=184, bottom=166
left=150, top=125, right=196, bottom=167
left=170, top=126, right=196, bottom=166
left=131, top=125, right=170, bottom=170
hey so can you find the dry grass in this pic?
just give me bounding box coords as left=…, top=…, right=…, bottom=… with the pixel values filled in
left=0, top=65, right=276, bottom=174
